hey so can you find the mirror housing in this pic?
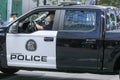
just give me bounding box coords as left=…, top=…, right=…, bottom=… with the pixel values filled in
left=9, top=22, right=18, bottom=34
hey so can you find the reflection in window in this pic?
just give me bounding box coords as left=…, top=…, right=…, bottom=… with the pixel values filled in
left=63, top=10, right=96, bottom=32
left=110, top=14, right=115, bottom=21
left=106, top=13, right=119, bottom=32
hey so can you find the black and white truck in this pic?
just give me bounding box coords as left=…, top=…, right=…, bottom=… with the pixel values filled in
left=0, top=4, right=120, bottom=76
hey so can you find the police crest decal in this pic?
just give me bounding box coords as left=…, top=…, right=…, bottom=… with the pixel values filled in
left=26, top=39, right=37, bottom=51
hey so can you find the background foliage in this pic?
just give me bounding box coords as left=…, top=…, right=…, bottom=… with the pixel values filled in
left=32, top=0, right=120, bottom=8
left=99, top=0, right=120, bottom=8
left=0, top=0, right=7, bottom=20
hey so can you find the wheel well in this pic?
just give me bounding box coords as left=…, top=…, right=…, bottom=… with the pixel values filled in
left=114, top=57, right=120, bottom=73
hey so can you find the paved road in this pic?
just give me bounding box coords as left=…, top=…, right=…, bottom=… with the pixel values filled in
left=0, top=70, right=119, bottom=80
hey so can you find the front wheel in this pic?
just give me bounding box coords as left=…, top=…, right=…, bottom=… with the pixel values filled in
left=119, top=70, right=120, bottom=79
left=1, top=68, right=19, bottom=74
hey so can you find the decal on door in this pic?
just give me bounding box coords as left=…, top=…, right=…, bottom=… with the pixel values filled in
left=26, top=39, right=37, bottom=51
left=10, top=54, right=47, bottom=62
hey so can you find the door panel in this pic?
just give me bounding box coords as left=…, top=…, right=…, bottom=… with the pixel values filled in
left=56, top=32, right=101, bottom=71
left=6, top=31, right=57, bottom=69
left=56, top=9, right=102, bottom=71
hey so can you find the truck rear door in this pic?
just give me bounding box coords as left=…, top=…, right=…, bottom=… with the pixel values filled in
left=56, top=9, right=102, bottom=71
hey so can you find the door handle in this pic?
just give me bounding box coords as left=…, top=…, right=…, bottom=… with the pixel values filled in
left=85, top=39, right=96, bottom=44
left=44, top=37, right=54, bottom=42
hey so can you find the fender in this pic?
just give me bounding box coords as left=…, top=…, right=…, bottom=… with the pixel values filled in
left=0, top=26, right=8, bottom=68
left=103, top=46, right=120, bottom=73
left=112, top=52, right=120, bottom=72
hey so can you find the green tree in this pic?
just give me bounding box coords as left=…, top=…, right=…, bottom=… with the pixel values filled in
left=100, top=0, right=120, bottom=7
left=0, top=0, right=7, bottom=20
left=12, top=0, right=22, bottom=17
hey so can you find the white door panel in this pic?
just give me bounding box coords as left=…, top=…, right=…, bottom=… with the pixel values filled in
left=6, top=31, right=57, bottom=69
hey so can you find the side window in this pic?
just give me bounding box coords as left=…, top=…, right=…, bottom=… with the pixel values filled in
left=9, top=10, right=56, bottom=33
left=105, top=8, right=120, bottom=32
left=106, top=13, right=112, bottom=31
left=106, top=15, right=110, bottom=24
left=106, top=12, right=118, bottom=32
left=63, top=10, right=96, bottom=32
left=110, top=13, right=115, bottom=21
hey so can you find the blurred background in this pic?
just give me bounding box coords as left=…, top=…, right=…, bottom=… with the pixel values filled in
left=0, top=0, right=120, bottom=24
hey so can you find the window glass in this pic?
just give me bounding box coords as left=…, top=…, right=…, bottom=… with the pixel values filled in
left=106, top=15, right=110, bottom=24
left=9, top=10, right=55, bottom=33
left=110, top=14, right=115, bottom=21
left=106, top=12, right=119, bottom=32
left=63, top=10, right=96, bottom=32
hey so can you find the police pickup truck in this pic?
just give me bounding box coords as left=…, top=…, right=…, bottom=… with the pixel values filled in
left=0, top=4, right=120, bottom=75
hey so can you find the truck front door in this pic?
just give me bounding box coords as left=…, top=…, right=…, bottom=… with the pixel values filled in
left=6, top=9, right=60, bottom=69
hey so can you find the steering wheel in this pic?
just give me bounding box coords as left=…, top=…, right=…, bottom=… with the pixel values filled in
left=36, top=19, right=46, bottom=26
left=27, top=21, right=37, bottom=33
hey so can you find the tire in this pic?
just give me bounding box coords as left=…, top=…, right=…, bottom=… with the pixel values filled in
left=1, top=68, right=19, bottom=74
left=118, top=70, right=120, bottom=80
left=1, top=43, right=19, bottom=74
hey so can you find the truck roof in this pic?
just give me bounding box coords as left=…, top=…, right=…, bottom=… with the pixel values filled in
left=34, top=5, right=115, bottom=10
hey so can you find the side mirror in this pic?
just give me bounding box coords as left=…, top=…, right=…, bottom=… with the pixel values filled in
left=9, top=22, right=18, bottom=34
left=11, top=27, right=18, bottom=34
